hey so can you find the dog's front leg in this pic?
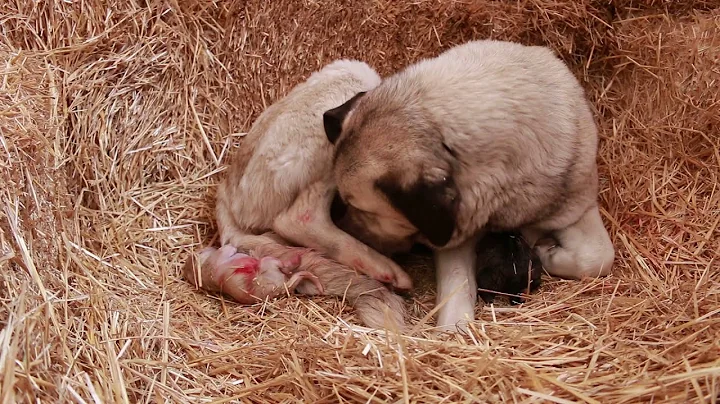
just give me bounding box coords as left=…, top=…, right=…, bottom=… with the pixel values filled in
left=273, top=180, right=413, bottom=290
left=434, top=235, right=478, bottom=334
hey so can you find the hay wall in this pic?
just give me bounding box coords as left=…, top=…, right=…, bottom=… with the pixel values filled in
left=1, top=0, right=718, bottom=402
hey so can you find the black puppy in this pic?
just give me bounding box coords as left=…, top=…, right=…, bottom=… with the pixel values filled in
left=475, top=232, right=543, bottom=305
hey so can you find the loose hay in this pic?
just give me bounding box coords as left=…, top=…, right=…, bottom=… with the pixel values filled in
left=1, top=0, right=719, bottom=402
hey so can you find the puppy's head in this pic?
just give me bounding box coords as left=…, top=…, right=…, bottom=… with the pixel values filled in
left=323, top=90, right=460, bottom=251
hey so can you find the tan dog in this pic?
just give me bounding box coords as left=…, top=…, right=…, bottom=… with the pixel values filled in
left=323, top=40, right=616, bottom=333
left=183, top=59, right=409, bottom=330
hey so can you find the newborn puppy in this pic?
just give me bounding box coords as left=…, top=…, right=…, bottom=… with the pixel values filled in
left=475, top=232, right=543, bottom=305
left=183, top=245, right=323, bottom=305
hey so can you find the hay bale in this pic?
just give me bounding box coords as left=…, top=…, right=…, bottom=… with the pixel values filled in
left=0, top=45, right=82, bottom=402
left=598, top=9, right=720, bottom=268
left=1, top=0, right=718, bottom=402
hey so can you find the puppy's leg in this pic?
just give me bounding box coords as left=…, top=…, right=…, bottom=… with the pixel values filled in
left=434, top=236, right=478, bottom=334
left=528, top=205, right=615, bottom=279
left=273, top=180, right=413, bottom=290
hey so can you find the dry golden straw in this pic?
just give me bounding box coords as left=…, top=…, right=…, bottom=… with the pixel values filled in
left=1, top=0, right=719, bottom=402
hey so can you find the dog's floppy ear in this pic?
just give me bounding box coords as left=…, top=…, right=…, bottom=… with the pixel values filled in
left=323, top=91, right=366, bottom=144
left=375, top=170, right=459, bottom=247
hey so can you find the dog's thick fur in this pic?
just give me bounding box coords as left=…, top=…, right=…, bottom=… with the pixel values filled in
left=324, top=40, right=616, bottom=332
left=188, top=59, right=411, bottom=330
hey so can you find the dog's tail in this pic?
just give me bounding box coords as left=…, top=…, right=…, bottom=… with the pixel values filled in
left=184, top=231, right=408, bottom=331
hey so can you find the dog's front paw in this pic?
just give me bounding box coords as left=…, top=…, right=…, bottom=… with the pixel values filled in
left=369, top=254, right=413, bottom=291
left=436, top=313, right=472, bottom=336
left=340, top=252, right=413, bottom=290
left=390, top=264, right=413, bottom=290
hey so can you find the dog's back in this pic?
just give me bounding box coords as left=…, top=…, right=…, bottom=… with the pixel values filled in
left=330, top=40, right=601, bottom=250
left=405, top=40, right=597, bottom=231
left=216, top=60, right=381, bottom=236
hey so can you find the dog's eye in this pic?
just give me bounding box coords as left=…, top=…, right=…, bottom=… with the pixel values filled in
left=442, top=142, right=456, bottom=157
left=330, top=192, right=348, bottom=222
left=349, top=203, right=371, bottom=215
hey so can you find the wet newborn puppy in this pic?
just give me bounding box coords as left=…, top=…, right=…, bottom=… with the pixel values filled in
left=475, top=232, right=543, bottom=305
left=324, top=39, right=616, bottom=333
left=184, top=245, right=323, bottom=305
left=184, top=59, right=409, bottom=330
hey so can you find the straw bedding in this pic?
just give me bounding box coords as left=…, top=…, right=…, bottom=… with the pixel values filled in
left=1, top=0, right=719, bottom=402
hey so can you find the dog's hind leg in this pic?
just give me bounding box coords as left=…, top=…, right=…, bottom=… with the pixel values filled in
left=525, top=204, right=615, bottom=280
left=273, top=180, right=414, bottom=290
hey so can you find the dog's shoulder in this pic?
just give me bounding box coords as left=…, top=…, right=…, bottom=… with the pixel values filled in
left=219, top=60, right=383, bottom=228
left=228, top=59, right=382, bottom=175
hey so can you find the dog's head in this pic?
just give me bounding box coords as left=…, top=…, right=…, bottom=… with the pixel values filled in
left=323, top=90, right=461, bottom=252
